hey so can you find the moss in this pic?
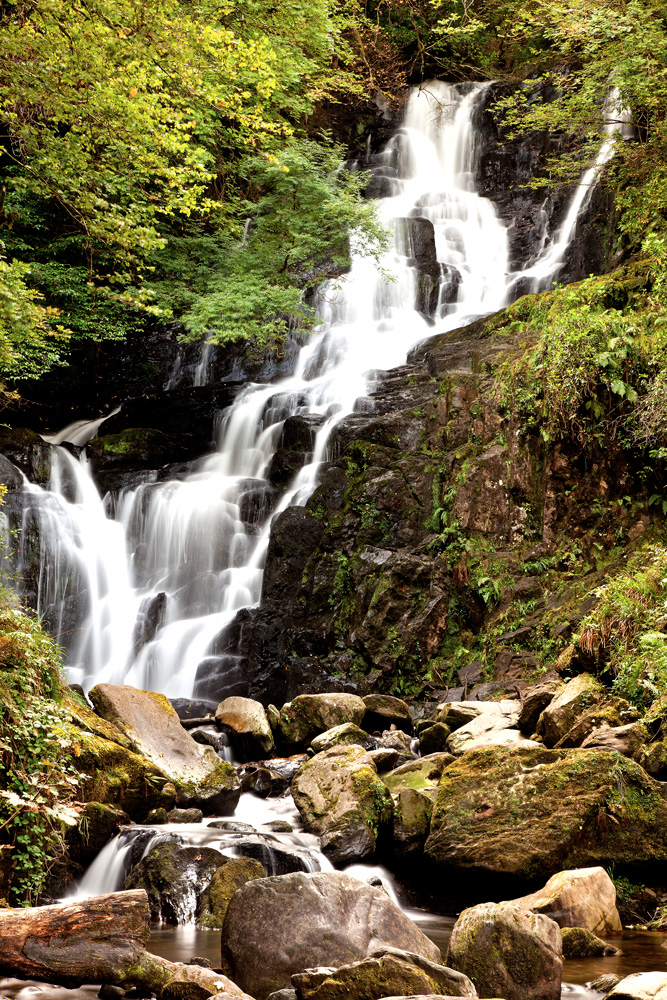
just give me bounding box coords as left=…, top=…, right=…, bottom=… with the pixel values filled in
left=198, top=857, right=265, bottom=928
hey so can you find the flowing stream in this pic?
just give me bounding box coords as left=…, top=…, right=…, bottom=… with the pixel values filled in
left=12, top=80, right=626, bottom=699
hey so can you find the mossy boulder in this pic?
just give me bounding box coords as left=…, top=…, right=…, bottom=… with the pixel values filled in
left=536, top=673, right=605, bottom=746
left=642, top=739, right=667, bottom=779
left=88, top=427, right=174, bottom=471
left=197, top=857, right=265, bottom=928
left=561, top=927, right=621, bottom=958
left=384, top=754, right=454, bottom=797
left=446, top=901, right=562, bottom=1000
left=123, top=841, right=224, bottom=922
left=362, top=695, right=413, bottom=735
left=418, top=724, right=451, bottom=755
left=581, top=722, right=648, bottom=761
left=278, top=693, right=366, bottom=750
left=175, top=758, right=241, bottom=815
left=425, top=745, right=667, bottom=880
left=291, top=948, right=476, bottom=1000
left=553, top=699, right=640, bottom=749
left=384, top=754, right=452, bottom=856
left=643, top=696, right=667, bottom=739
left=310, top=723, right=375, bottom=754
left=512, top=866, right=622, bottom=935
left=215, top=696, right=275, bottom=762
left=291, top=744, right=393, bottom=865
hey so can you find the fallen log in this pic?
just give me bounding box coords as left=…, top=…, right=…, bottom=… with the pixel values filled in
left=0, top=889, right=251, bottom=1000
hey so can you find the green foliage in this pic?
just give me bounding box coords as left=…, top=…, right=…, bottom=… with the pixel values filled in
left=0, top=592, right=79, bottom=904
left=575, top=545, right=667, bottom=709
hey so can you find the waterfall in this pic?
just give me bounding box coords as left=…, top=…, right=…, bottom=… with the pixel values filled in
left=9, top=80, right=613, bottom=698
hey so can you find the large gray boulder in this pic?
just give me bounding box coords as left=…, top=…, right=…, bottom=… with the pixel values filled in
left=89, top=683, right=240, bottom=813
left=215, top=696, right=275, bottom=762
left=291, top=745, right=393, bottom=864
left=278, top=693, right=366, bottom=750
left=291, top=948, right=476, bottom=1000
left=512, top=866, right=622, bottom=935
left=446, top=901, right=562, bottom=1000
left=221, top=871, right=441, bottom=1000
left=606, top=974, right=667, bottom=1000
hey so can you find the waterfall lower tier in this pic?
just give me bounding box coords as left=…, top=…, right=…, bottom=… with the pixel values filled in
left=6, top=80, right=626, bottom=700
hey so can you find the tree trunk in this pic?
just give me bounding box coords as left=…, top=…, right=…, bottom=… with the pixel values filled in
left=0, top=889, right=248, bottom=998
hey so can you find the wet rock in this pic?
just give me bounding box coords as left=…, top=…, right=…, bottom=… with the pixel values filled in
left=197, top=857, right=265, bottom=929
left=376, top=729, right=417, bottom=758
left=517, top=678, right=564, bottom=734
left=208, top=820, right=256, bottom=833
left=145, top=807, right=168, bottom=824
left=221, top=871, right=441, bottom=999
left=536, top=673, right=606, bottom=746
left=232, top=837, right=312, bottom=876
left=168, top=807, right=203, bottom=823
left=362, top=695, right=414, bottom=735
left=170, top=698, right=217, bottom=721
left=65, top=801, right=130, bottom=867
left=418, top=724, right=451, bottom=755
left=215, top=696, right=275, bottom=762
left=446, top=901, right=562, bottom=1000
left=512, top=866, right=622, bottom=935
left=258, top=754, right=309, bottom=782
left=292, top=744, right=393, bottom=865
left=0, top=426, right=53, bottom=484
left=561, top=927, right=621, bottom=958
left=88, top=683, right=241, bottom=814
left=133, top=591, right=167, bottom=656
left=123, top=841, right=224, bottom=922
left=278, top=693, right=367, bottom=751
left=606, top=973, right=667, bottom=1000
left=291, top=948, right=476, bottom=1000
left=387, top=754, right=453, bottom=859
left=268, top=991, right=297, bottom=1000
left=310, top=723, right=375, bottom=754
left=191, top=728, right=231, bottom=754
left=239, top=766, right=288, bottom=798
left=425, top=746, right=667, bottom=880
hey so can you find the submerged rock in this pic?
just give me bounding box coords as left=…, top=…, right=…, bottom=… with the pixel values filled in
left=512, top=866, right=622, bottom=935
left=425, top=746, right=667, bottom=880
left=446, top=901, right=562, bottom=1000
left=291, top=948, right=476, bottom=1000
left=291, top=744, right=393, bottom=864
left=221, top=871, right=441, bottom=1000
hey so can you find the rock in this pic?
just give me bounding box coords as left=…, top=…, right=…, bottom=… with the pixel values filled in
left=418, top=724, right=451, bottom=755
left=362, top=695, right=413, bottom=734
left=383, top=754, right=454, bottom=797
left=580, top=722, right=648, bottom=759
left=291, top=948, right=476, bottom=1000
left=268, top=992, right=297, bottom=1000
left=376, top=729, right=417, bottom=757
left=310, top=723, right=375, bottom=754
left=512, top=866, right=622, bottom=935
left=264, top=821, right=293, bottom=832
left=554, top=699, right=639, bottom=748
left=536, top=674, right=605, bottom=746
left=392, top=787, right=434, bottom=859
left=589, top=974, right=622, bottom=993
left=123, top=842, right=225, bottom=922
left=278, top=693, right=367, bottom=750
left=161, top=963, right=254, bottom=1000
left=221, top=871, right=441, bottom=1000
left=65, top=801, right=130, bottom=867
left=259, top=755, right=309, bottom=782
left=145, top=807, right=168, bottom=824
left=561, top=927, right=621, bottom=958
left=518, top=678, right=564, bottom=734
left=446, top=701, right=540, bottom=754
left=197, top=858, right=265, bottom=929
left=425, top=746, right=667, bottom=880
left=168, top=808, right=203, bottom=823
left=192, top=728, right=231, bottom=754
left=239, top=766, right=288, bottom=798
left=438, top=700, right=522, bottom=733
left=368, top=748, right=402, bottom=772
left=446, top=901, right=562, bottom=1000
left=291, top=745, right=393, bottom=864
left=170, top=698, right=217, bottom=721
left=88, top=684, right=240, bottom=813
left=606, top=973, right=667, bottom=1000
left=215, top=696, right=275, bottom=762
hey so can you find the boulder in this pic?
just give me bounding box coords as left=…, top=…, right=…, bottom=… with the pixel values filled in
left=425, top=746, right=667, bottom=880
left=278, top=694, right=366, bottom=750
left=123, top=842, right=224, bottom=922
left=553, top=699, right=639, bottom=749
left=310, top=723, right=375, bottom=754
left=438, top=700, right=522, bottom=733
left=384, top=755, right=452, bottom=858
left=512, top=866, right=622, bottom=935
left=362, top=695, right=414, bottom=735
left=383, top=755, right=454, bottom=798
left=419, top=724, right=451, bottom=755
left=197, top=857, right=265, bottom=929
left=291, top=948, right=476, bottom=1000
left=215, top=696, right=275, bottom=762
left=221, top=871, right=441, bottom=999
left=536, top=674, right=605, bottom=746
left=517, top=678, right=564, bottom=734
left=560, top=927, right=621, bottom=958
left=368, top=748, right=402, bottom=772
left=292, top=745, right=393, bottom=865
left=161, top=963, right=254, bottom=1000
left=446, top=702, right=540, bottom=754
left=89, top=684, right=240, bottom=813
left=167, top=808, right=203, bottom=823
left=590, top=975, right=622, bottom=993
left=581, top=722, right=648, bottom=760
left=239, top=766, right=289, bottom=798
left=446, top=901, right=562, bottom=1000
left=606, top=974, right=667, bottom=1000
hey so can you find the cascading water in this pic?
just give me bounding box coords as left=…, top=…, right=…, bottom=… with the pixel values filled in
left=9, top=80, right=617, bottom=698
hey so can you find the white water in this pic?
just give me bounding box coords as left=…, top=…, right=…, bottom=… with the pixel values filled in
left=14, top=80, right=621, bottom=698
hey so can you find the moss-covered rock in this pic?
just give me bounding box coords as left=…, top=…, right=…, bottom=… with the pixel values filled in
left=197, top=857, right=265, bottom=928
left=123, top=841, right=224, bottom=922
left=425, top=745, right=667, bottom=880
left=278, top=693, right=366, bottom=750
left=418, top=724, right=451, bottom=755
left=561, top=927, right=621, bottom=958
left=310, top=723, right=374, bottom=754
left=291, top=948, right=476, bottom=1000
left=553, top=698, right=639, bottom=748
left=65, top=801, right=130, bottom=866
left=446, top=901, right=562, bottom=1000
left=291, top=744, right=393, bottom=864
left=536, top=673, right=605, bottom=746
